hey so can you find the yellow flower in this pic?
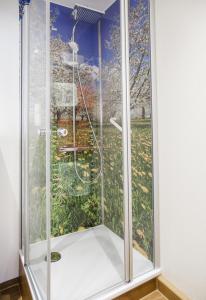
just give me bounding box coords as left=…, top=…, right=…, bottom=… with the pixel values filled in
left=76, top=185, right=83, bottom=191
left=136, top=229, right=145, bottom=239
left=83, top=171, right=90, bottom=177
left=81, top=164, right=89, bottom=170
left=138, top=184, right=149, bottom=193
left=78, top=226, right=85, bottom=232
left=59, top=226, right=64, bottom=235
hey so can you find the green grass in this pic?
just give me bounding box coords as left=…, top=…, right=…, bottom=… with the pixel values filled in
left=50, top=119, right=153, bottom=259
left=131, top=120, right=153, bottom=259
left=30, top=119, right=153, bottom=260
left=102, top=119, right=153, bottom=259
left=29, top=120, right=153, bottom=259
left=50, top=123, right=102, bottom=236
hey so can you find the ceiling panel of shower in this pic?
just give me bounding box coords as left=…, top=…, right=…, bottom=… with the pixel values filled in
left=51, top=0, right=117, bottom=12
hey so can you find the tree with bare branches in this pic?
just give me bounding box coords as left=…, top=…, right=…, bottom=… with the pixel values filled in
left=102, top=0, right=151, bottom=121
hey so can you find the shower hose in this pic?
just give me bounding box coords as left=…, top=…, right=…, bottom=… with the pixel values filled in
left=71, top=21, right=102, bottom=184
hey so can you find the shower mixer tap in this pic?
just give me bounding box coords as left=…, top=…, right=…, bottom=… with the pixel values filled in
left=57, top=128, right=68, bottom=137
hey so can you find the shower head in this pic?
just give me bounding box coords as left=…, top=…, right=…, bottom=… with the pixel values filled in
left=72, top=4, right=104, bottom=24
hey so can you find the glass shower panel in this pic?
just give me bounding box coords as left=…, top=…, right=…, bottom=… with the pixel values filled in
left=128, top=0, right=154, bottom=278
left=101, top=0, right=127, bottom=283
left=49, top=1, right=126, bottom=299
left=27, top=0, right=49, bottom=298
left=101, top=0, right=126, bottom=287
left=102, top=0, right=124, bottom=238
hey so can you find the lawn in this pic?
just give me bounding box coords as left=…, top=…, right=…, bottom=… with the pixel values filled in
left=50, top=118, right=153, bottom=260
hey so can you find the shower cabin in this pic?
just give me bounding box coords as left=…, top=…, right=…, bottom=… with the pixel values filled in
left=20, top=0, right=159, bottom=299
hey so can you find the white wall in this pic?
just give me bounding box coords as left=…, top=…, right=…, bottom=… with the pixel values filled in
left=155, top=1, right=206, bottom=299
left=0, top=0, right=20, bottom=283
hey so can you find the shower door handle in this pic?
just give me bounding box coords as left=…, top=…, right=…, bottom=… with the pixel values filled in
left=38, top=128, right=46, bottom=136
left=38, top=129, right=51, bottom=136
left=110, top=118, right=122, bottom=133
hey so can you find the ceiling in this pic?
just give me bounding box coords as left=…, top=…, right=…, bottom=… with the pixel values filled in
left=51, top=0, right=117, bottom=12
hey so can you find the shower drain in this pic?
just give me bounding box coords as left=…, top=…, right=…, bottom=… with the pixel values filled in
left=45, top=252, right=61, bottom=263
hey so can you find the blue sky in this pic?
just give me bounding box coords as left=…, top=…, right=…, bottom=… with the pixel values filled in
left=51, top=3, right=99, bottom=65
left=50, top=1, right=121, bottom=66
left=50, top=0, right=149, bottom=66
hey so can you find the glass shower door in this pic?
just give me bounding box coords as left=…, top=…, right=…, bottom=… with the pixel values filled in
left=128, top=0, right=155, bottom=278
left=22, top=0, right=50, bottom=299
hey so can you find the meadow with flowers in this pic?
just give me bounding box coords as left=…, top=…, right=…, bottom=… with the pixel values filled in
left=49, top=118, right=153, bottom=260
